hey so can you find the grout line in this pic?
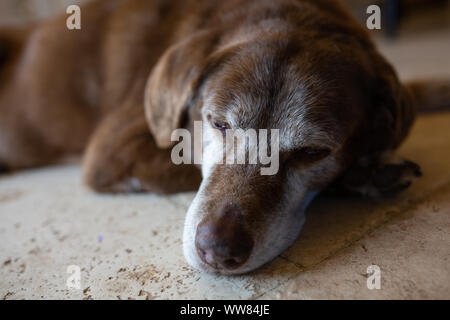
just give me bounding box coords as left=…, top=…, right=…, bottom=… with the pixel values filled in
left=250, top=257, right=304, bottom=300
left=253, top=180, right=450, bottom=300
left=278, top=255, right=306, bottom=270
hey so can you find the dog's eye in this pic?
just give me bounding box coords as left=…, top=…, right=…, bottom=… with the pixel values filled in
left=210, top=119, right=230, bottom=132
left=291, top=147, right=330, bottom=163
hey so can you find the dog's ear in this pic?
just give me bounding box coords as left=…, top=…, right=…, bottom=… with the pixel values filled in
left=144, top=31, right=224, bottom=149
left=365, top=56, right=416, bottom=155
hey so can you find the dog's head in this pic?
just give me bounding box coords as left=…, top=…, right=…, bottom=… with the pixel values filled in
left=144, top=28, right=414, bottom=274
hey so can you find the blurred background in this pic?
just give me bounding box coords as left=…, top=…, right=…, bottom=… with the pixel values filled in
left=1, top=0, right=449, bottom=34
left=1, top=0, right=448, bottom=32
left=0, top=0, right=86, bottom=25
left=0, top=0, right=449, bottom=79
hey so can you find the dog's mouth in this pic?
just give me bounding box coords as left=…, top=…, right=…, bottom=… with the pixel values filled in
left=183, top=200, right=257, bottom=275
left=183, top=189, right=319, bottom=275
left=193, top=202, right=255, bottom=272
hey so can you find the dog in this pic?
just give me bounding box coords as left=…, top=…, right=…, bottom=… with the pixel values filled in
left=0, top=0, right=449, bottom=274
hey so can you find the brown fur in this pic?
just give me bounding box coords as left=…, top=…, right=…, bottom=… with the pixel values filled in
left=0, top=0, right=415, bottom=178
left=0, top=0, right=446, bottom=273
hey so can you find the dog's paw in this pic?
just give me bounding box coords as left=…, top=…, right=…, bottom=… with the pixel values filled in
left=336, top=158, right=422, bottom=198
left=370, top=160, right=422, bottom=195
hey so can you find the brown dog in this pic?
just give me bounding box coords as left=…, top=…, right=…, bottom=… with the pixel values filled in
left=0, top=0, right=448, bottom=274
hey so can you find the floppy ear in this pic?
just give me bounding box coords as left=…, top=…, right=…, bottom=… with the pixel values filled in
left=334, top=57, right=420, bottom=197
left=144, top=31, right=222, bottom=149
left=366, top=56, right=416, bottom=155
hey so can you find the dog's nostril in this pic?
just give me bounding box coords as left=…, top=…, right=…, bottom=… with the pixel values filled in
left=223, top=258, right=240, bottom=269
left=195, top=203, right=254, bottom=271
left=196, top=247, right=209, bottom=264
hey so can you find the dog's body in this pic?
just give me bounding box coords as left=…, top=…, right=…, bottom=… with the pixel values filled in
left=0, top=0, right=448, bottom=274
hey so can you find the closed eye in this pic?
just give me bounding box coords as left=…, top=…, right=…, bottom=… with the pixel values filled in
left=290, top=147, right=330, bottom=163
left=208, top=115, right=230, bottom=134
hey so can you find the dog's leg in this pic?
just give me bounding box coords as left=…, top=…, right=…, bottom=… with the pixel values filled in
left=0, top=118, right=62, bottom=172
left=82, top=105, right=202, bottom=194
left=0, top=10, right=102, bottom=172
left=0, top=75, right=62, bottom=172
left=333, top=152, right=422, bottom=198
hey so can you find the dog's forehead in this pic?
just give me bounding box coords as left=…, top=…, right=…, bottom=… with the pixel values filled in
left=205, top=67, right=344, bottom=150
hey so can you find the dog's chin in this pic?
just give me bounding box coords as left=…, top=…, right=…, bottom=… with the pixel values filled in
left=186, top=257, right=254, bottom=275
left=182, top=205, right=260, bottom=275
left=182, top=238, right=275, bottom=275
left=182, top=214, right=306, bottom=275
left=182, top=208, right=308, bottom=275
left=181, top=195, right=250, bottom=275
left=182, top=190, right=319, bottom=275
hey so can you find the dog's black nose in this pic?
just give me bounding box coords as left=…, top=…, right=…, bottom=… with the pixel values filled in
left=195, top=203, right=253, bottom=270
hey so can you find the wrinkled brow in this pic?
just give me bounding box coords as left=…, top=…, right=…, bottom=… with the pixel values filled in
left=204, top=89, right=344, bottom=151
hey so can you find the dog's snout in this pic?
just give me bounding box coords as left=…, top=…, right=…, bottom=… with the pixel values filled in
left=195, top=204, right=253, bottom=270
